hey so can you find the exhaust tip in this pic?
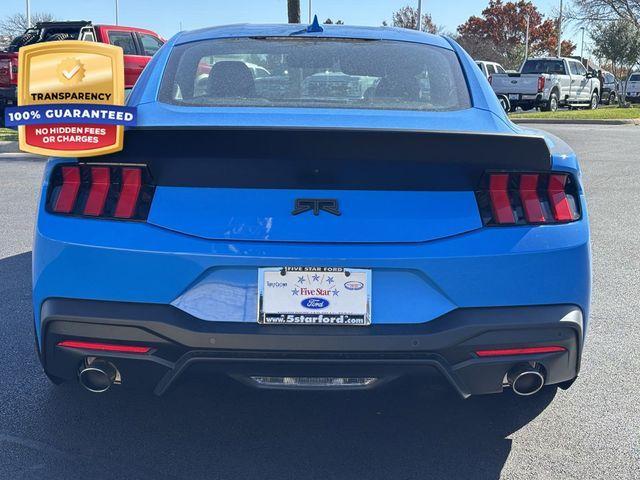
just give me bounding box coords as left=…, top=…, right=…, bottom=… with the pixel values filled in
left=78, top=359, right=118, bottom=393
left=507, top=364, right=545, bottom=396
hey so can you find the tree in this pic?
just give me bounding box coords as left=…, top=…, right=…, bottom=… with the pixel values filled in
left=287, top=0, right=300, bottom=23
left=391, top=6, right=439, bottom=34
left=457, top=1, right=575, bottom=70
left=591, top=19, right=640, bottom=101
left=0, top=12, right=55, bottom=39
left=570, top=1, right=640, bottom=28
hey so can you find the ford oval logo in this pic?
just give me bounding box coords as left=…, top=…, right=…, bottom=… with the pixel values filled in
left=344, top=281, right=364, bottom=291
left=301, top=297, right=330, bottom=309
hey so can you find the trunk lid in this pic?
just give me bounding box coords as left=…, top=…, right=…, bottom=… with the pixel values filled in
left=98, top=127, right=552, bottom=244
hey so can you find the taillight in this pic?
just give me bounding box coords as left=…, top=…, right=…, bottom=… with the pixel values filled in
left=47, top=164, right=154, bottom=220
left=537, top=76, right=545, bottom=92
left=9, top=58, right=19, bottom=84
left=476, top=172, right=580, bottom=226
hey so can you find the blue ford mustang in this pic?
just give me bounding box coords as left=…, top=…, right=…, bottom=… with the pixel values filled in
left=33, top=23, right=590, bottom=397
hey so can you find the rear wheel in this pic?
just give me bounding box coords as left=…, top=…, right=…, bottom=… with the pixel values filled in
left=541, top=92, right=558, bottom=112
left=45, top=33, right=72, bottom=42
left=9, top=31, right=38, bottom=49
left=497, top=95, right=510, bottom=114
left=608, top=91, right=616, bottom=105
left=590, top=92, right=599, bottom=109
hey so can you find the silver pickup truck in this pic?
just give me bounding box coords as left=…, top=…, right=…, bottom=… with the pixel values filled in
left=490, top=57, right=600, bottom=111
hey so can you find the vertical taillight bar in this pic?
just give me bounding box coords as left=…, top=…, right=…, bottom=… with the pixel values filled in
left=547, top=174, right=574, bottom=222
left=114, top=168, right=142, bottom=218
left=83, top=167, right=111, bottom=216
left=479, top=171, right=579, bottom=226
left=489, top=174, right=515, bottom=224
left=47, top=164, right=153, bottom=220
left=519, top=174, right=545, bottom=223
left=52, top=166, right=81, bottom=213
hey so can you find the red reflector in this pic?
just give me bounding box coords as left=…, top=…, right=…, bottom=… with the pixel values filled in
left=547, top=174, right=574, bottom=221
left=57, top=340, right=151, bottom=354
left=83, top=167, right=111, bottom=216
left=489, top=174, right=515, bottom=224
left=519, top=174, right=545, bottom=223
left=114, top=168, right=142, bottom=218
left=475, top=346, right=566, bottom=357
left=53, top=166, right=81, bottom=213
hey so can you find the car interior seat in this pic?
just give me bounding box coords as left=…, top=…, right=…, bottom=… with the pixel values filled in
left=207, top=61, right=256, bottom=98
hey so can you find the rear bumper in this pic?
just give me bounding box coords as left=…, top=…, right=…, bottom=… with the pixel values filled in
left=40, top=299, right=583, bottom=397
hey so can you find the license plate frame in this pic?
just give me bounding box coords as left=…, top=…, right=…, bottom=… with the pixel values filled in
left=258, top=267, right=372, bottom=326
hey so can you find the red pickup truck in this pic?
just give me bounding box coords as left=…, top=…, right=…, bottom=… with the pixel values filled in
left=1, top=21, right=164, bottom=122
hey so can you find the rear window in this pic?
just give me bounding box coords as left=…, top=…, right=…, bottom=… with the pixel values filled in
left=158, top=37, right=471, bottom=111
left=521, top=60, right=565, bottom=75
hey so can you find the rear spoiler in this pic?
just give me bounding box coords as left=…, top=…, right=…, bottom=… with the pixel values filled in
left=99, top=127, right=552, bottom=191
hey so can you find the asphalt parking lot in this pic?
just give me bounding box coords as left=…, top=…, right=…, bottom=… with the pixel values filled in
left=0, top=124, right=638, bottom=479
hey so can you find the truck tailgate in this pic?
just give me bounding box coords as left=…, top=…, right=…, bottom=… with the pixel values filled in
left=491, top=74, right=539, bottom=95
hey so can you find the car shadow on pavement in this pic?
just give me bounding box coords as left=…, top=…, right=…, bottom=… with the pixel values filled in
left=0, top=252, right=556, bottom=480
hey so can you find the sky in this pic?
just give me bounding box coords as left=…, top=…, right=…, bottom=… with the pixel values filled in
left=2, top=0, right=589, bottom=52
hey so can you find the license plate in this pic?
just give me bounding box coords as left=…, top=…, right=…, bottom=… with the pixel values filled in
left=258, top=267, right=371, bottom=326
left=509, top=94, right=519, bottom=100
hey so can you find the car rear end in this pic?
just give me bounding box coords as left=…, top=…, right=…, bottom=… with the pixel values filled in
left=490, top=73, right=545, bottom=110
left=33, top=28, right=590, bottom=397
left=626, top=73, right=640, bottom=102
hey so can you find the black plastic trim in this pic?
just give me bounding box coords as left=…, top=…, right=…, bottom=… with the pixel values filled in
left=40, top=299, right=583, bottom=397
left=98, top=128, right=552, bottom=191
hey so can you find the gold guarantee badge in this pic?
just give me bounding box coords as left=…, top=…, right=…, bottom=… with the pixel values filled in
left=17, top=41, right=125, bottom=157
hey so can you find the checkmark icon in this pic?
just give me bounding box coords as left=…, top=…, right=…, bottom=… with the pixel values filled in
left=57, top=58, right=85, bottom=84
left=62, top=65, right=80, bottom=79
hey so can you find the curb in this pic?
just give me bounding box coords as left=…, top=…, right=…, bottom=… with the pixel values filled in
left=0, top=152, right=44, bottom=160
left=0, top=141, right=43, bottom=159
left=0, top=140, right=20, bottom=153
left=511, top=118, right=640, bottom=125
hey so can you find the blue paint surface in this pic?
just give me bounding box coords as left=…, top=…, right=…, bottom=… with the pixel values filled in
left=33, top=25, right=591, bottom=345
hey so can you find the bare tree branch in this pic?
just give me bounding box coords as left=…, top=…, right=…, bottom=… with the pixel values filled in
left=0, top=12, right=55, bottom=39
left=569, top=1, right=640, bottom=28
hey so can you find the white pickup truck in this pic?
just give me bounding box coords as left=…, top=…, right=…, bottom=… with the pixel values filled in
left=490, top=57, right=601, bottom=112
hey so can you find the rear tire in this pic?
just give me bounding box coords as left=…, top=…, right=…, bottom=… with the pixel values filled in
left=608, top=92, right=616, bottom=106
left=541, top=92, right=559, bottom=112
left=497, top=95, right=510, bottom=114
left=45, top=33, right=72, bottom=42
left=9, top=31, right=38, bottom=50
left=590, top=92, right=599, bottom=109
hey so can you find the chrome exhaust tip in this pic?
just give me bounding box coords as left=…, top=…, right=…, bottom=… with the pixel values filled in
left=507, top=364, right=545, bottom=396
left=78, top=359, right=119, bottom=393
